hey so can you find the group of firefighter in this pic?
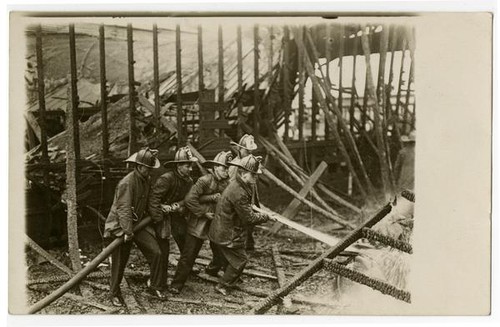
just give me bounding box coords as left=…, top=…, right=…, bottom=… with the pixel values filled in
left=103, top=134, right=276, bottom=307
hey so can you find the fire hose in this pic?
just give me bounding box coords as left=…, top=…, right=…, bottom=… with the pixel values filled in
left=27, top=217, right=152, bottom=314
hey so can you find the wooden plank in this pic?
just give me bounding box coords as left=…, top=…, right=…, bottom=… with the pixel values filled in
left=168, top=297, right=241, bottom=310
left=176, top=24, right=184, bottom=145
left=99, top=24, right=109, bottom=159
left=63, top=293, right=112, bottom=312
left=121, top=277, right=143, bottom=313
left=270, top=161, right=328, bottom=233
left=199, top=120, right=230, bottom=130
left=127, top=23, right=136, bottom=156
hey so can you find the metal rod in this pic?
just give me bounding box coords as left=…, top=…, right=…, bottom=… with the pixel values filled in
left=251, top=202, right=393, bottom=314
left=99, top=24, right=109, bottom=159
left=152, top=24, right=161, bottom=146
left=176, top=24, right=184, bottom=146
left=253, top=24, right=260, bottom=135
left=127, top=24, right=136, bottom=156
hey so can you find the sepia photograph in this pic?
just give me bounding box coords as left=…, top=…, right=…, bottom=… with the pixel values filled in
left=7, top=8, right=492, bottom=318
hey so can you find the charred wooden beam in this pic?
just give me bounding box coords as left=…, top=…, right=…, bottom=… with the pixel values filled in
left=271, top=245, right=292, bottom=311
left=98, top=24, right=109, bottom=159
left=176, top=24, right=184, bottom=145
left=262, top=168, right=354, bottom=228
left=27, top=218, right=153, bottom=314
left=237, top=25, right=243, bottom=138
left=251, top=202, right=393, bottom=314
left=301, top=28, right=372, bottom=201
left=253, top=24, right=261, bottom=135
left=35, top=25, right=49, bottom=164
left=66, top=24, right=82, bottom=272
left=269, top=161, right=330, bottom=233
left=394, top=37, right=408, bottom=149
left=153, top=24, right=161, bottom=146
left=297, top=27, right=305, bottom=141
left=404, top=28, right=416, bottom=135
left=349, top=32, right=359, bottom=133
left=127, top=24, right=137, bottom=156
left=361, top=26, right=391, bottom=196
left=197, top=25, right=204, bottom=93
left=283, top=25, right=291, bottom=142
left=338, top=24, right=345, bottom=135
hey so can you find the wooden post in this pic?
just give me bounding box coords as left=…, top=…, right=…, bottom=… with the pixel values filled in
left=394, top=37, right=408, bottom=146
left=152, top=24, right=161, bottom=146
left=262, top=169, right=354, bottom=228
left=98, top=24, right=109, bottom=159
left=35, top=25, right=49, bottom=164
left=283, top=25, right=290, bottom=142
left=360, top=26, right=391, bottom=196
left=197, top=25, right=204, bottom=93
left=253, top=24, right=261, bottom=135
left=338, top=24, right=344, bottom=135
left=270, top=161, right=330, bottom=233
left=268, top=25, right=274, bottom=86
left=237, top=25, right=243, bottom=138
left=349, top=32, right=359, bottom=133
left=303, top=28, right=375, bottom=200
left=126, top=24, right=136, bottom=156
left=404, top=29, right=415, bottom=135
left=297, top=27, right=305, bottom=141
left=218, top=25, right=224, bottom=136
left=385, top=25, right=398, bottom=187
left=176, top=24, right=184, bottom=146
left=311, top=88, right=317, bottom=141
left=66, top=24, right=82, bottom=272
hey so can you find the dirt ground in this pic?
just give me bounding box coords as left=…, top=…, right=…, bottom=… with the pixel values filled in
left=25, top=183, right=410, bottom=315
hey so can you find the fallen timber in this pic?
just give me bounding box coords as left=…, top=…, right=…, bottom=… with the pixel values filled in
left=262, top=168, right=356, bottom=229
left=254, top=205, right=342, bottom=246
left=27, top=217, right=152, bottom=314
left=251, top=202, right=393, bottom=314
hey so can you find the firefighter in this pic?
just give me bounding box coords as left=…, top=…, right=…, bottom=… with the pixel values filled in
left=228, top=134, right=259, bottom=251
left=169, top=151, right=233, bottom=294
left=208, top=155, right=275, bottom=295
left=149, top=146, right=198, bottom=256
left=103, top=148, right=167, bottom=306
